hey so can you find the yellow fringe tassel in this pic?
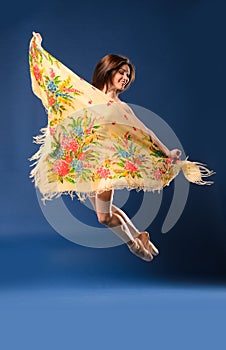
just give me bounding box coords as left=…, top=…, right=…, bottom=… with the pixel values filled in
left=181, top=160, right=215, bottom=185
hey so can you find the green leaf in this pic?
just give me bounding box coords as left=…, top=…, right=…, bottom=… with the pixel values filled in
left=136, top=173, right=142, bottom=178
left=65, top=177, right=75, bottom=184
left=48, top=54, right=53, bottom=65
left=54, top=76, right=61, bottom=83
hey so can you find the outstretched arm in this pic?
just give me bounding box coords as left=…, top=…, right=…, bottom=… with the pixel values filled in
left=121, top=102, right=181, bottom=159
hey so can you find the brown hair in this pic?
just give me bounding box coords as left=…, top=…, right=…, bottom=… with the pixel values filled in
left=91, top=54, right=135, bottom=93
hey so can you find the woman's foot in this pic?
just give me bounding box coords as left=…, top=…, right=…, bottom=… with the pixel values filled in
left=137, top=232, right=159, bottom=256
left=127, top=237, right=153, bottom=262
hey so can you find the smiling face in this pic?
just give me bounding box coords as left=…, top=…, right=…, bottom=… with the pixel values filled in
left=111, top=64, right=131, bottom=92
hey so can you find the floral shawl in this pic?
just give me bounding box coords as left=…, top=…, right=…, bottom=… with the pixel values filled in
left=28, top=34, right=214, bottom=202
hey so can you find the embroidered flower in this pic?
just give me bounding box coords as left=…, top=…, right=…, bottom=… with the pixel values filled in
left=71, top=159, right=83, bottom=172
left=78, top=152, right=85, bottom=161
left=33, top=65, right=42, bottom=81
left=63, top=88, right=82, bottom=93
left=96, top=166, right=110, bottom=178
left=49, top=68, right=55, bottom=79
left=83, top=163, right=93, bottom=168
left=165, top=158, right=173, bottom=165
left=65, top=155, right=73, bottom=164
left=118, top=150, right=130, bottom=158
left=74, top=126, right=84, bottom=137
left=124, top=161, right=138, bottom=172
left=48, top=97, right=56, bottom=106
left=49, top=127, right=56, bottom=136
left=61, top=137, right=79, bottom=152
left=135, top=157, right=142, bottom=165
left=53, top=160, right=69, bottom=176
left=47, top=80, right=57, bottom=92
left=31, top=49, right=36, bottom=60
left=107, top=100, right=114, bottom=106
left=53, top=149, right=64, bottom=159
left=86, top=127, right=92, bottom=134
left=153, top=169, right=162, bottom=180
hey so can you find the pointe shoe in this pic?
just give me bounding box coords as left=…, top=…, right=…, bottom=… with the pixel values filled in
left=138, top=232, right=159, bottom=256
left=127, top=238, right=153, bottom=262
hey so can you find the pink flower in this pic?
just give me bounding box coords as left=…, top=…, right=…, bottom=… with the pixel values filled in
left=65, top=155, right=73, bottom=164
left=135, top=158, right=142, bottom=165
left=49, top=68, right=55, bottom=79
left=107, top=100, right=114, bottom=106
left=48, top=97, right=56, bottom=106
left=165, top=158, right=173, bottom=165
left=33, top=64, right=42, bottom=81
left=61, top=137, right=78, bottom=152
left=153, top=170, right=162, bottom=180
left=123, top=114, right=128, bottom=119
left=109, top=146, right=116, bottom=152
left=53, top=160, right=69, bottom=176
left=78, top=152, right=85, bottom=160
left=83, top=163, right=92, bottom=168
left=63, top=88, right=81, bottom=93
left=96, top=166, right=110, bottom=178
left=49, top=127, right=56, bottom=136
left=124, top=161, right=138, bottom=173
left=31, top=48, right=36, bottom=60
left=86, top=127, right=92, bottom=134
left=86, top=120, right=94, bottom=134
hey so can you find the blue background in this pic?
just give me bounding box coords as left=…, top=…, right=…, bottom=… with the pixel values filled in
left=0, top=0, right=225, bottom=349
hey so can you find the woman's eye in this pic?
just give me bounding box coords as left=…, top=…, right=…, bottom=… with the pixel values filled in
left=119, top=71, right=129, bottom=78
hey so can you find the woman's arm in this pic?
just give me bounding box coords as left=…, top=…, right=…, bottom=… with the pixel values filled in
left=121, top=102, right=181, bottom=159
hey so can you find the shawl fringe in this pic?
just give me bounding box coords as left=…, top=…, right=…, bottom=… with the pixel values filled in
left=181, top=160, right=215, bottom=185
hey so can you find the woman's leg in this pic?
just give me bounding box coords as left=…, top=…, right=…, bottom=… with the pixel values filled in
left=111, top=205, right=159, bottom=255
left=94, top=190, right=134, bottom=244
left=88, top=194, right=139, bottom=238
left=111, top=205, right=140, bottom=239
left=89, top=191, right=153, bottom=261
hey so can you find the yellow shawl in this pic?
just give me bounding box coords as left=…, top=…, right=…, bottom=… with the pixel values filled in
left=28, top=34, right=214, bottom=202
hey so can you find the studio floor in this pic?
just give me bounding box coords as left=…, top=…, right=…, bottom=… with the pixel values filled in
left=0, top=283, right=225, bottom=350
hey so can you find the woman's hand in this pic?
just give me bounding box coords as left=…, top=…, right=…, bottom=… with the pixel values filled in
left=32, top=32, right=42, bottom=45
left=169, top=148, right=181, bottom=161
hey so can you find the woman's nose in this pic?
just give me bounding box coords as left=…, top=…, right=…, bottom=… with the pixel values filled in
left=123, top=74, right=129, bottom=81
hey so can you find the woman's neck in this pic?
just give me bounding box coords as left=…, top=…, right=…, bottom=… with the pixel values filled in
left=102, top=87, right=121, bottom=102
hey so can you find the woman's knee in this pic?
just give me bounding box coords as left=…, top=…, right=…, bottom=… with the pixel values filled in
left=97, top=212, right=111, bottom=225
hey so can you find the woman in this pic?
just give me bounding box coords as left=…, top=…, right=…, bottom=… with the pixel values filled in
left=29, top=33, right=213, bottom=262
left=86, top=53, right=182, bottom=261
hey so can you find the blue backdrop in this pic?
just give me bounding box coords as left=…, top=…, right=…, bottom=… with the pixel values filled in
left=0, top=1, right=225, bottom=348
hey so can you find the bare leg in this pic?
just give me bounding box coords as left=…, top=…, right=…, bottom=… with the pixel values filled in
left=88, top=194, right=139, bottom=238
left=88, top=191, right=154, bottom=261
left=111, top=205, right=159, bottom=256
left=95, top=190, right=134, bottom=244
left=88, top=194, right=159, bottom=256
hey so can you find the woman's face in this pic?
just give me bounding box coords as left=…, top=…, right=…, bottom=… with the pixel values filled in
left=111, top=64, right=130, bottom=91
